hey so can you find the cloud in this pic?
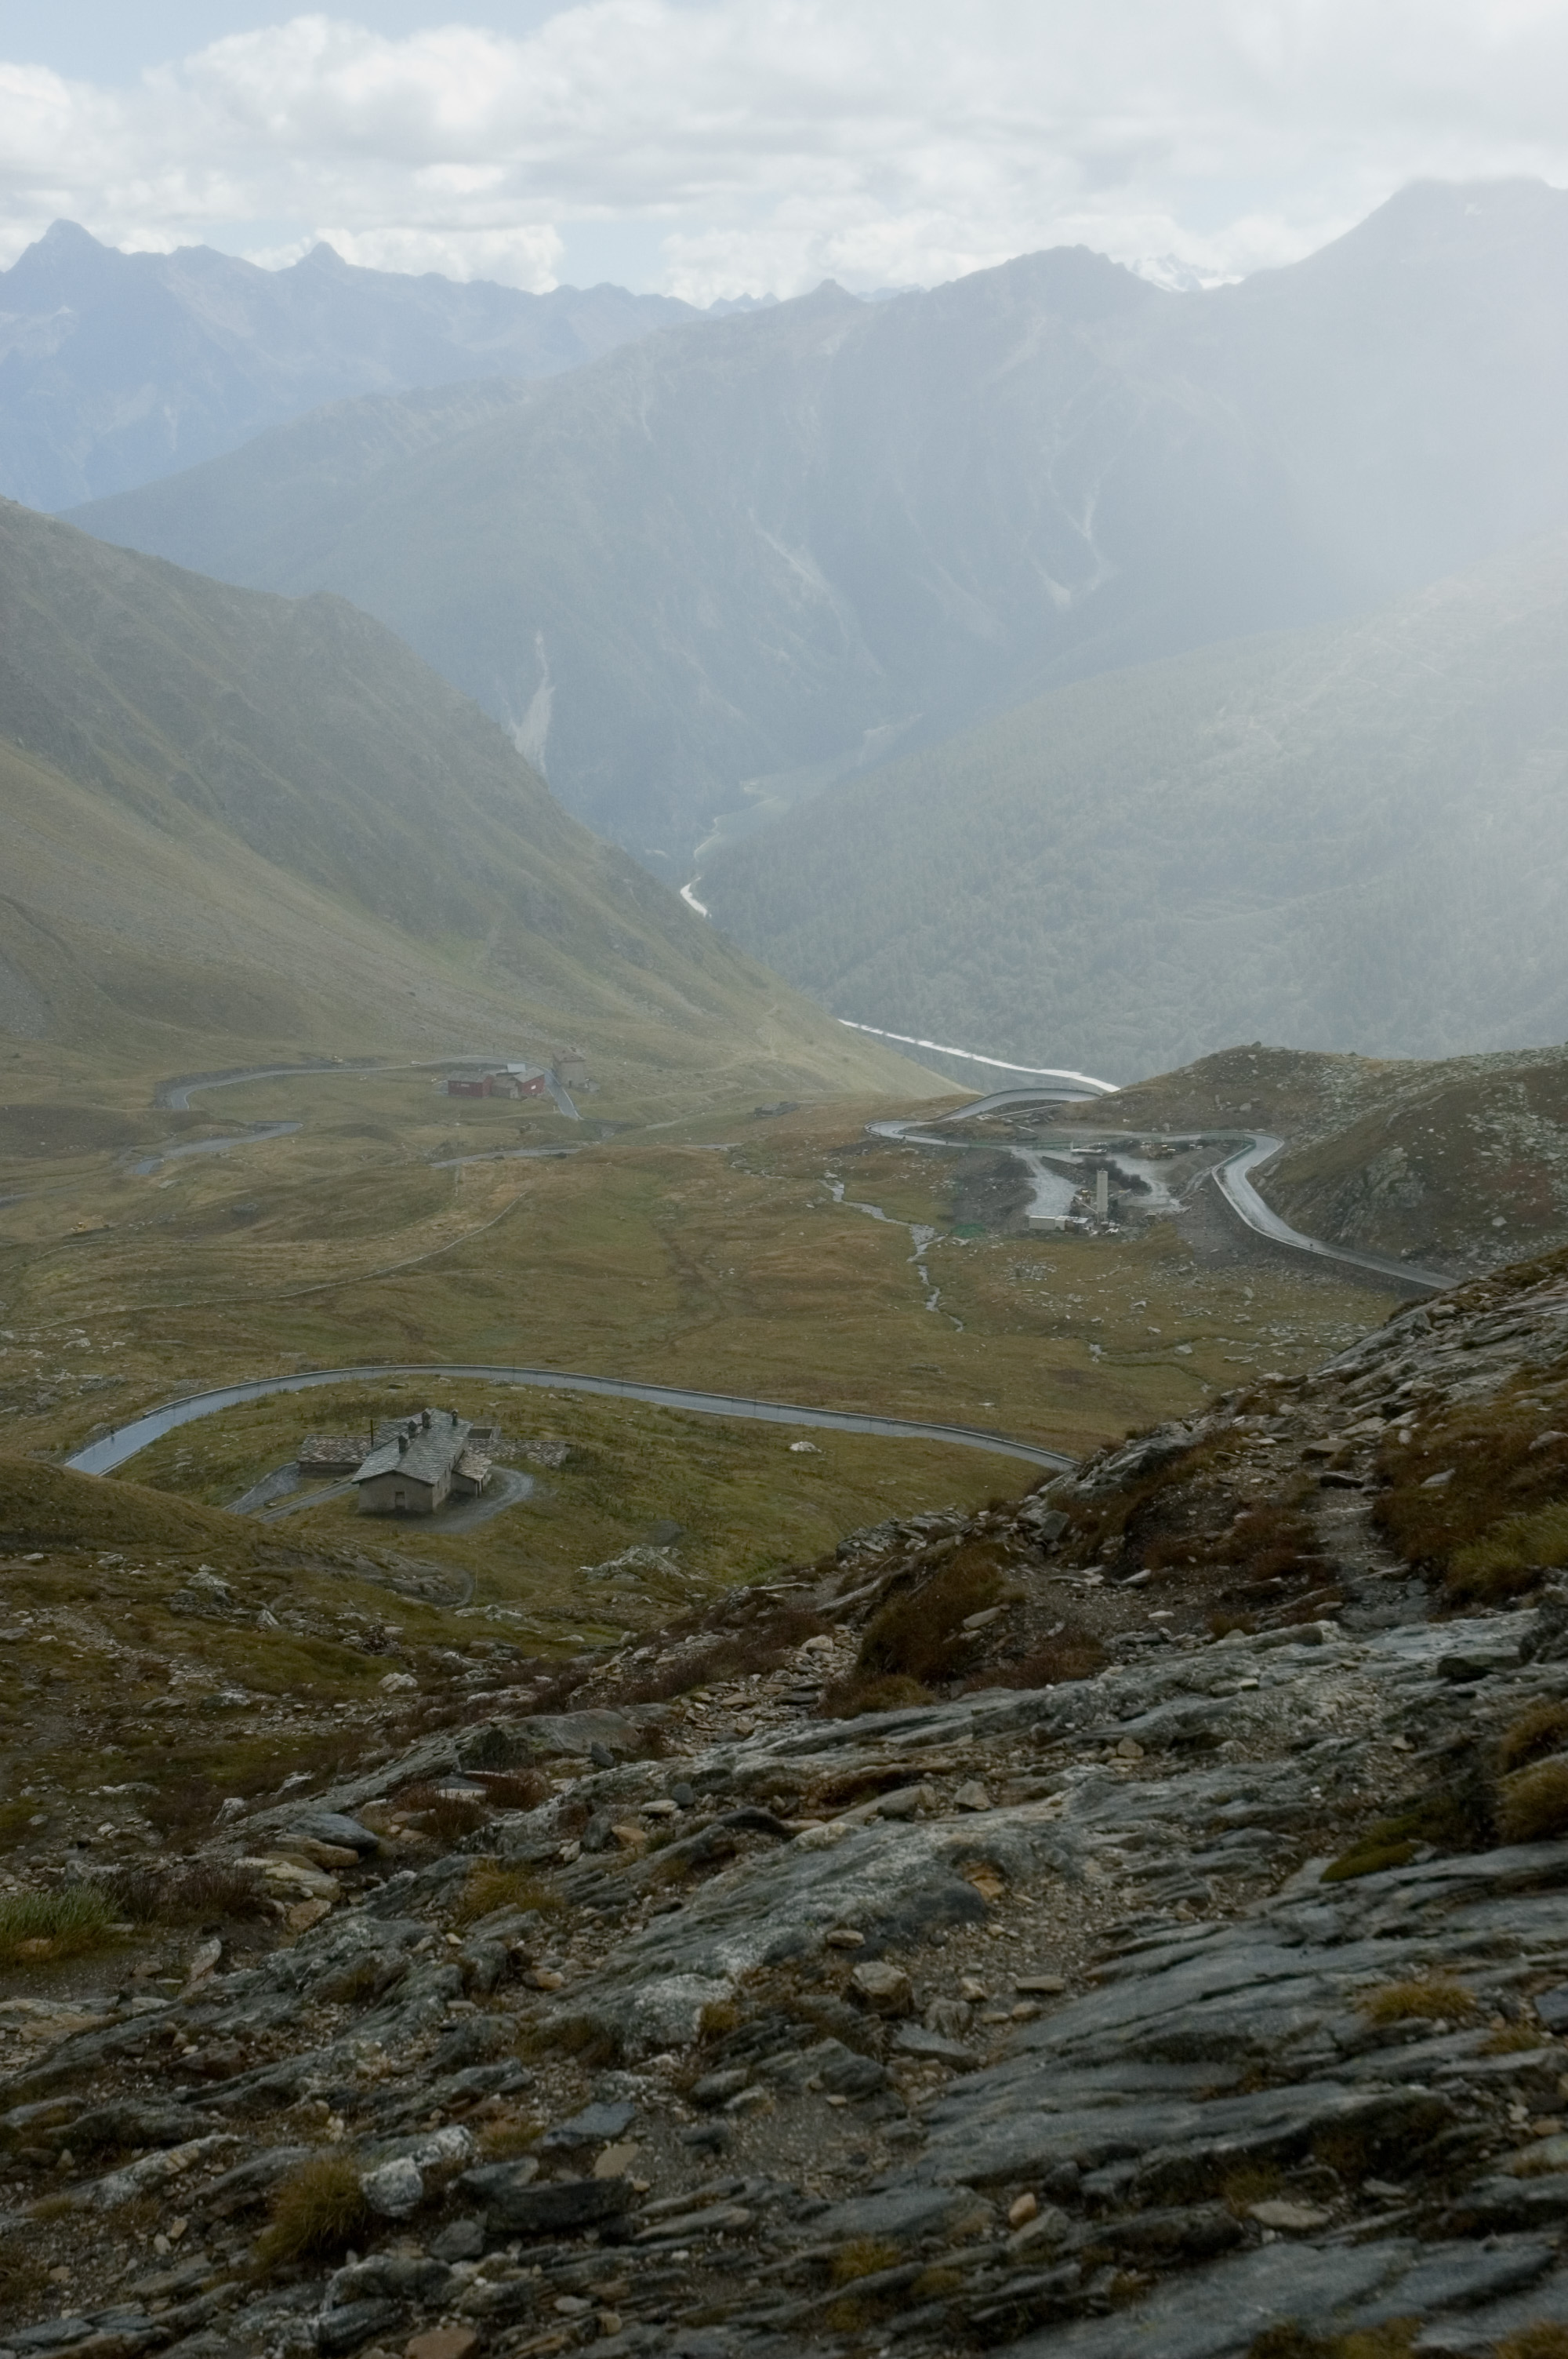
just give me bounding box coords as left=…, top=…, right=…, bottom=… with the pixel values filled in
left=2, top=1, right=1567, bottom=294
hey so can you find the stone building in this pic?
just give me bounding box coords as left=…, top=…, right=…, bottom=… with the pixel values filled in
left=352, top=1408, right=492, bottom=1516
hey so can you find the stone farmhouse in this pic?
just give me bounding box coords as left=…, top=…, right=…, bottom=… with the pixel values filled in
left=350, top=1408, right=492, bottom=1517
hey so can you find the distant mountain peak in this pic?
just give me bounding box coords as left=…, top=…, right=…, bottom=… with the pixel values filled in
left=37, top=219, right=106, bottom=253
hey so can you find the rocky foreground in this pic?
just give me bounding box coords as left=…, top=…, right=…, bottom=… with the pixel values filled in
left=7, top=1263, right=1568, bottom=2358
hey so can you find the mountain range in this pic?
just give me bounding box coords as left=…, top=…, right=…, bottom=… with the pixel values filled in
left=0, top=496, right=916, bottom=1103
left=0, top=220, right=694, bottom=511
left=73, top=178, right=1568, bottom=872
left=699, top=527, right=1568, bottom=1080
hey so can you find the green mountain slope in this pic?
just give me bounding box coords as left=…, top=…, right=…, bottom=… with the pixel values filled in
left=698, top=528, right=1568, bottom=1081
left=0, top=498, right=924, bottom=1106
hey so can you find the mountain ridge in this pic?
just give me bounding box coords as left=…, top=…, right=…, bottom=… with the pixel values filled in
left=72, top=178, right=1568, bottom=866
left=0, top=220, right=698, bottom=511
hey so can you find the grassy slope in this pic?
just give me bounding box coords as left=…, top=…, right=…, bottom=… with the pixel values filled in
left=1057, top=1041, right=1568, bottom=1276
left=699, top=529, right=1568, bottom=1081
left=0, top=498, right=921, bottom=1109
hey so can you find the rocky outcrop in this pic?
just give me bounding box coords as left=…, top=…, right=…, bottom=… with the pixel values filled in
left=7, top=1260, right=1568, bottom=2356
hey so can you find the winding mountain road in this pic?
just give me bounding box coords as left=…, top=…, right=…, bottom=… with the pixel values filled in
left=65, top=1363, right=1074, bottom=1480
left=88, top=1064, right=1448, bottom=1500
left=891, top=1089, right=1453, bottom=1294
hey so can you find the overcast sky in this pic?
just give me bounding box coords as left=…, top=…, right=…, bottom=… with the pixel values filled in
left=2, top=1, right=1567, bottom=301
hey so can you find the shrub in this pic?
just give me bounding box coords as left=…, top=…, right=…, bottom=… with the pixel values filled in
left=0, top=2234, right=47, bottom=2314
left=604, top=1601, right=830, bottom=1706
left=1360, top=1976, right=1476, bottom=2025
left=470, top=1768, right=550, bottom=1811
left=975, top=1627, right=1107, bottom=1689
left=1498, top=1699, right=1568, bottom=1774
left=101, top=1862, right=267, bottom=1925
left=1497, top=1759, right=1568, bottom=1845
left=143, top=1777, right=225, bottom=1841
left=396, top=1783, right=490, bottom=1844
left=1216, top=1502, right=1327, bottom=1586
left=1323, top=1759, right=1494, bottom=1881
left=255, top=2154, right=370, bottom=2268
left=451, top=1861, right=561, bottom=1926
left=818, top=1672, right=931, bottom=1718
left=850, top=1547, right=1004, bottom=1688
left=0, top=1884, right=119, bottom=1966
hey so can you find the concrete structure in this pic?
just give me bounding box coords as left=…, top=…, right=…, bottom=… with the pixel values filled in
left=353, top=1407, right=492, bottom=1516
left=554, top=1049, right=589, bottom=1089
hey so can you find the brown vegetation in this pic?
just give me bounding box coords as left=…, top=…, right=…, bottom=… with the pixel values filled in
left=255, top=2154, right=372, bottom=2268
left=1497, top=1758, right=1568, bottom=1845
left=1360, top=1976, right=1477, bottom=2025
left=1497, top=1699, right=1568, bottom=1773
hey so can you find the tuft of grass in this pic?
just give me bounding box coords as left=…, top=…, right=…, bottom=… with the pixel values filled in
left=476, top=2114, right=543, bottom=2161
left=451, top=1860, right=561, bottom=1926
left=1496, top=2330, right=1568, bottom=2359
left=1447, top=1504, right=1568, bottom=1602
left=0, top=1884, right=120, bottom=1966
left=255, top=2154, right=372, bottom=2269
left=912, top=2266, right=964, bottom=2299
left=1497, top=1759, right=1568, bottom=1846
left=1247, top=2327, right=1419, bottom=2359
left=1485, top=2022, right=1547, bottom=2054
left=1360, top=1976, right=1477, bottom=2025
left=829, top=2237, right=902, bottom=2286
left=1221, top=2163, right=1283, bottom=2215
left=1499, top=1700, right=1568, bottom=1774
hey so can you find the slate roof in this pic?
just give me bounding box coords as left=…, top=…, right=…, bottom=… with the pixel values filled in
left=354, top=1408, right=470, bottom=1488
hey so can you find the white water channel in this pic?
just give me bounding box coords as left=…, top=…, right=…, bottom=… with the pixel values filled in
left=825, top=1176, right=957, bottom=1324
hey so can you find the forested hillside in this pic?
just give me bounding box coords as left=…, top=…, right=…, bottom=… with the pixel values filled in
left=699, top=527, right=1568, bottom=1081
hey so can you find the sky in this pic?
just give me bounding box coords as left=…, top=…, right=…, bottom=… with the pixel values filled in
left=2, top=0, right=1568, bottom=302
